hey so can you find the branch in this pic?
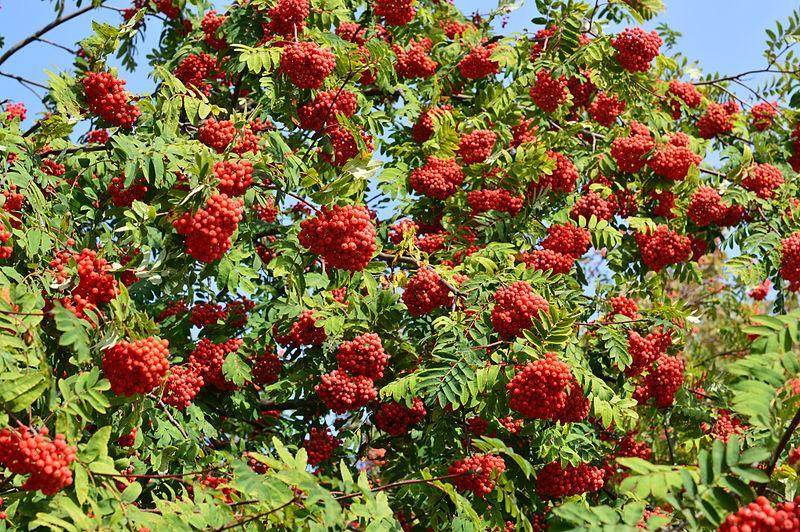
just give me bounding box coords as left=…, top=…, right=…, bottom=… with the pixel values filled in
left=759, top=404, right=800, bottom=494
left=39, top=143, right=111, bottom=158
left=334, top=472, right=468, bottom=501
left=0, top=71, right=48, bottom=90
left=213, top=495, right=302, bottom=531
left=0, top=2, right=104, bottom=67
left=692, top=68, right=797, bottom=86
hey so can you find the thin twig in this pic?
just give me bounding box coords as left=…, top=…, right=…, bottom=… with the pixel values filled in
left=0, top=71, right=48, bottom=90
left=759, top=405, right=800, bottom=494
left=692, top=68, right=797, bottom=86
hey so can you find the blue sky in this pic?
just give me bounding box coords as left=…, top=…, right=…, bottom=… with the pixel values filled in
left=0, top=0, right=795, bottom=124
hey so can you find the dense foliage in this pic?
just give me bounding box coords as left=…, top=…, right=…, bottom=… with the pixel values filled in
left=1, top=0, right=800, bottom=529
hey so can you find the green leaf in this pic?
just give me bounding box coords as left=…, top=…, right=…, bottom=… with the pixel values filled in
left=83, top=426, right=111, bottom=462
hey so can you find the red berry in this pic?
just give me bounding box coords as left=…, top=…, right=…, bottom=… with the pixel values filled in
left=741, top=163, right=784, bottom=199
left=540, top=223, right=590, bottom=259
left=458, top=44, right=499, bottom=80
left=252, top=351, right=283, bottom=385
left=519, top=249, right=574, bottom=275
left=162, top=365, right=204, bottom=409
left=303, top=427, right=340, bottom=466
left=536, top=461, right=604, bottom=498
left=0, top=426, right=77, bottom=495
left=570, top=191, right=614, bottom=221
left=609, top=296, right=638, bottom=319
left=374, top=398, right=426, bottom=436
left=635, top=226, right=691, bottom=271
left=697, top=101, right=738, bottom=139
left=402, top=268, right=453, bottom=315
left=687, top=186, right=726, bottom=226
left=750, top=101, right=778, bottom=131
left=201, top=11, right=227, bottom=50
left=611, top=122, right=654, bottom=173
left=4, top=102, right=26, bottom=121
left=634, top=354, right=685, bottom=408
left=468, top=188, right=523, bottom=217
left=336, top=333, right=389, bottom=380
left=173, top=194, right=244, bottom=262
left=449, top=453, right=505, bottom=498
left=529, top=70, right=568, bottom=113
left=458, top=129, right=496, bottom=165
left=81, top=72, right=140, bottom=129
left=297, top=90, right=357, bottom=132
left=108, top=172, right=148, bottom=207
left=491, top=281, right=549, bottom=339
left=647, top=136, right=702, bottom=181
left=276, top=309, right=327, bottom=347
left=588, top=92, right=626, bottom=127
left=214, top=159, right=253, bottom=197
left=394, top=39, right=438, bottom=79
left=374, top=0, right=416, bottom=26
left=188, top=338, right=243, bottom=391
left=780, top=231, right=800, bottom=291
left=102, top=337, right=170, bottom=397
left=315, top=370, right=377, bottom=413
left=666, top=80, right=702, bottom=118
left=298, top=204, right=376, bottom=271
left=611, top=27, right=662, bottom=72
left=409, top=157, right=464, bottom=199
left=280, top=41, right=336, bottom=89
left=529, top=151, right=579, bottom=194
left=266, top=0, right=310, bottom=37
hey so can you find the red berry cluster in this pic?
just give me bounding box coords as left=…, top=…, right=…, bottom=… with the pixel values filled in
left=650, top=190, right=676, bottom=218
left=626, top=329, right=672, bottom=376
left=189, top=338, right=243, bottom=391
left=609, top=296, right=638, bottom=319
left=507, top=353, right=586, bottom=422
left=0, top=229, right=12, bottom=260
left=102, top=337, right=170, bottom=396
left=266, top=0, right=310, bottom=37
left=162, top=365, right=204, bottom=409
left=4, top=102, right=26, bottom=121
left=374, top=398, right=426, bottom=436
left=440, top=18, right=472, bottom=39
left=449, top=453, right=506, bottom=498
left=611, top=27, right=662, bottom=72
left=536, top=461, right=604, bottom=498
left=741, top=163, right=784, bottom=199
left=687, top=185, right=728, bottom=227
left=298, top=204, right=376, bottom=271
left=108, top=172, right=148, bottom=207
left=519, top=249, right=574, bottom=275
left=648, top=134, right=702, bottom=181
left=468, top=188, right=523, bottom=217
left=458, top=44, right=499, bottom=79
left=611, top=122, right=654, bottom=173
left=588, top=92, right=626, bottom=127
left=458, top=129, right=496, bottom=165
left=50, top=248, right=119, bottom=320
left=155, top=0, right=180, bottom=18
left=373, top=0, right=416, bottom=26
left=276, top=309, right=327, bottom=346
left=156, top=299, right=188, bottom=322
left=252, top=351, right=283, bottom=385
left=394, top=39, right=438, bottom=79
left=749, top=279, right=771, bottom=301
left=201, top=11, right=227, bottom=49
left=303, top=427, right=340, bottom=466
left=41, top=159, right=65, bottom=177
left=781, top=231, right=800, bottom=291
left=603, top=432, right=652, bottom=483
left=298, top=90, right=357, bottom=132
left=191, top=302, right=227, bottom=327
left=214, top=160, right=253, bottom=197
left=697, top=101, right=738, bottom=139
left=567, top=71, right=597, bottom=109
left=315, top=369, right=378, bottom=413
left=198, top=118, right=236, bottom=153
left=491, top=281, right=549, bottom=339
left=635, top=226, right=692, bottom=271
left=336, top=333, right=390, bottom=380
left=85, top=129, right=109, bottom=144
left=666, top=80, right=702, bottom=118
left=389, top=219, right=418, bottom=244
left=226, top=298, right=255, bottom=328
left=254, top=197, right=278, bottom=222
left=704, top=409, right=745, bottom=443
left=81, top=72, right=141, bottom=129
left=750, top=101, right=778, bottom=131
left=280, top=41, right=336, bottom=89
left=511, top=117, right=537, bottom=147
left=531, top=151, right=579, bottom=194
left=322, top=127, right=372, bottom=166
left=529, top=70, right=568, bottom=113
left=409, top=157, right=464, bottom=199
left=411, top=106, right=452, bottom=144
left=530, top=26, right=558, bottom=60
left=402, top=268, right=453, bottom=315
left=117, top=427, right=137, bottom=448
left=174, top=52, right=222, bottom=95
left=634, top=354, right=685, bottom=408
left=719, top=496, right=800, bottom=532
left=571, top=191, right=614, bottom=221
left=0, top=426, right=77, bottom=495
left=540, top=223, right=591, bottom=259
left=173, top=194, right=244, bottom=262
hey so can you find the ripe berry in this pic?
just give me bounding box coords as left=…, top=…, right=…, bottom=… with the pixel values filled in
left=750, top=101, right=778, bottom=131
left=666, top=80, right=702, bottom=118
left=4, top=102, right=26, bottom=121
left=322, top=127, right=372, bottom=166
left=50, top=248, right=119, bottom=320
left=718, top=496, right=800, bottom=532
left=108, top=172, right=148, bottom=207
left=102, top=337, right=170, bottom=396
left=411, top=106, right=452, bottom=144
left=374, top=398, right=426, bottom=436
left=402, top=268, right=453, bottom=315
left=201, top=11, right=227, bottom=49
left=468, top=188, right=523, bottom=217
left=780, top=231, right=800, bottom=291
left=626, top=329, right=672, bottom=376
left=634, top=354, right=685, bottom=408
left=570, top=191, right=614, bottom=221
left=567, top=71, right=597, bottom=109
left=297, top=90, right=357, bottom=132
left=175, top=53, right=222, bottom=95
left=536, top=461, right=604, bottom=498
left=373, top=0, right=416, bottom=26
left=650, top=190, right=676, bottom=218
left=749, top=279, right=771, bottom=301
left=635, top=226, right=691, bottom=271
left=303, top=427, right=340, bottom=466
left=540, top=223, right=590, bottom=259
left=162, top=365, right=204, bottom=409
left=687, top=186, right=726, bottom=226
left=458, top=129, right=496, bottom=165
left=85, top=129, right=109, bottom=144
left=315, top=370, right=377, bottom=413
left=81, top=72, right=141, bottom=129
left=529, top=70, right=568, bottom=113
left=609, top=296, right=638, bottom=319
left=611, top=123, right=654, bottom=173
left=449, top=454, right=505, bottom=498
left=458, top=44, right=499, bottom=79
left=198, top=118, right=236, bottom=153
left=507, top=353, right=573, bottom=419
left=529, top=151, right=579, bottom=194
left=117, top=428, right=137, bottom=448
left=588, top=92, right=626, bottom=127
left=188, top=338, right=243, bottom=391
left=0, top=426, right=77, bottom=495
left=511, top=117, right=537, bottom=147
left=530, top=26, right=558, bottom=60
left=697, top=101, right=738, bottom=139
left=172, top=194, right=244, bottom=262
left=647, top=135, right=701, bottom=181
left=191, top=302, right=227, bottom=327
left=705, top=409, right=745, bottom=443
left=611, top=28, right=662, bottom=72
left=741, top=163, right=784, bottom=199
left=275, top=309, right=327, bottom=347
left=266, top=0, right=310, bottom=37
left=394, top=39, right=438, bottom=79
left=409, top=157, right=464, bottom=199
left=280, top=41, right=336, bottom=89
left=298, top=204, right=376, bottom=271
left=252, top=351, right=283, bottom=385
left=491, top=282, right=549, bottom=339
left=214, top=160, right=253, bottom=197
left=519, top=249, right=574, bottom=275
left=336, top=333, right=389, bottom=380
